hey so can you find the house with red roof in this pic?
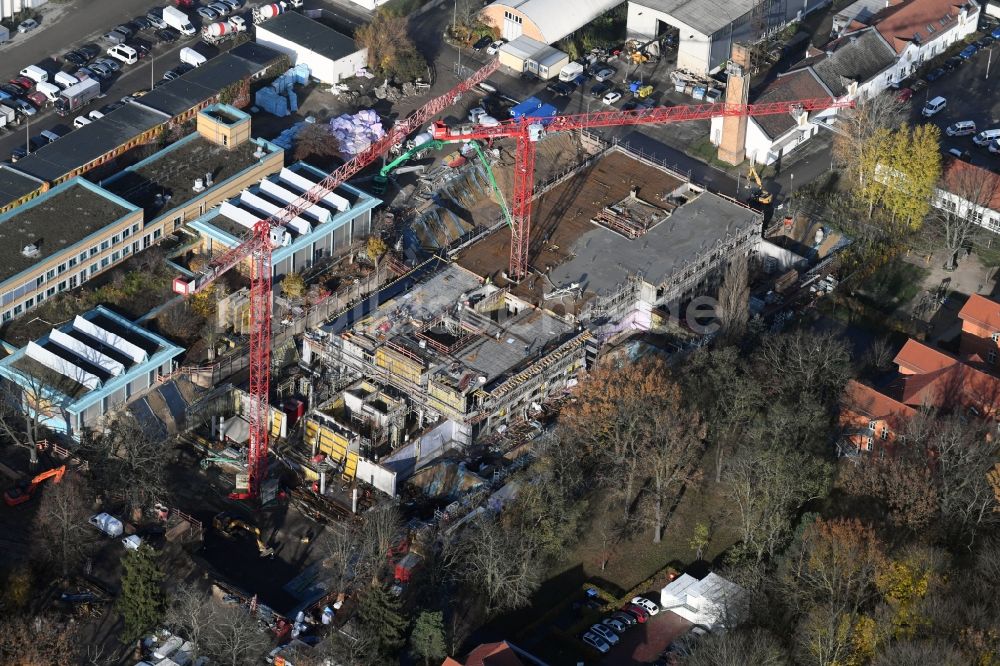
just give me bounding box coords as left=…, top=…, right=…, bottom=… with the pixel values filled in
left=839, top=379, right=917, bottom=456
left=959, top=293, right=1000, bottom=364
left=442, top=641, right=548, bottom=666
left=934, top=158, right=1000, bottom=236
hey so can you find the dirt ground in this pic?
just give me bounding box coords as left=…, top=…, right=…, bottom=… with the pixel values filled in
left=456, top=149, right=684, bottom=306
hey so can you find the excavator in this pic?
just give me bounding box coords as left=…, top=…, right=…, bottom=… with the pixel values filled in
left=213, top=512, right=275, bottom=557
left=747, top=165, right=773, bottom=207
left=4, top=465, right=66, bottom=506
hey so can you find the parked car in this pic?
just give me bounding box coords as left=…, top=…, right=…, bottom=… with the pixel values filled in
left=0, top=84, right=24, bottom=98
left=220, top=0, right=244, bottom=9
left=959, top=44, right=979, bottom=59
left=131, top=16, right=153, bottom=31
left=486, top=39, right=505, bottom=55
left=944, top=56, right=964, bottom=70
left=610, top=611, right=637, bottom=626
left=13, top=99, right=36, bottom=116
left=602, top=617, right=627, bottom=633
left=620, top=603, right=649, bottom=623
left=581, top=632, right=611, bottom=653
left=17, top=18, right=39, bottom=33
left=602, top=90, right=622, bottom=105
left=10, top=147, right=27, bottom=162
left=78, top=43, right=100, bottom=59
left=89, top=62, right=112, bottom=78
left=631, top=596, right=661, bottom=616
left=77, top=66, right=104, bottom=81
left=102, top=31, right=126, bottom=45
left=162, top=69, right=181, bottom=81
left=590, top=82, right=611, bottom=97
left=209, top=2, right=231, bottom=17
left=130, top=42, right=151, bottom=58
left=29, top=135, right=49, bottom=151
left=9, top=77, right=34, bottom=91
left=73, top=115, right=92, bottom=128
left=594, top=67, right=616, bottom=82
left=155, top=28, right=179, bottom=43
left=546, top=81, right=573, bottom=97
left=113, top=24, right=134, bottom=39
left=590, top=624, right=620, bottom=645
left=87, top=109, right=104, bottom=121
left=196, top=6, right=220, bottom=21
left=926, top=67, right=947, bottom=81
left=64, top=50, right=89, bottom=66
left=896, top=87, right=914, bottom=102
left=26, top=91, right=47, bottom=108
left=146, top=10, right=168, bottom=30
left=977, top=35, right=994, bottom=48
left=472, top=35, right=492, bottom=51
left=989, top=138, right=1000, bottom=154
left=175, top=62, right=194, bottom=75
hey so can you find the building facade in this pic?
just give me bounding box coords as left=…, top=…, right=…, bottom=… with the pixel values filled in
left=255, top=11, right=367, bottom=84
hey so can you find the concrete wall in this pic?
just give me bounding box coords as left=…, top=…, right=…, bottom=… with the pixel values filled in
left=356, top=457, right=397, bottom=497
left=380, top=419, right=466, bottom=481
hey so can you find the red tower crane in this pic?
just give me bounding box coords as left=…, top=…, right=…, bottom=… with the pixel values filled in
left=174, top=54, right=850, bottom=500
left=430, top=96, right=854, bottom=281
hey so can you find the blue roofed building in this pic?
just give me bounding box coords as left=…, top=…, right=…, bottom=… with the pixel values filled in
left=186, top=161, right=381, bottom=279
left=0, top=306, right=184, bottom=440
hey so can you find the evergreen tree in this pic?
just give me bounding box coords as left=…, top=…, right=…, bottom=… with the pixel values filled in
left=117, top=544, right=166, bottom=643
left=410, top=610, right=447, bottom=665
left=356, top=583, right=408, bottom=663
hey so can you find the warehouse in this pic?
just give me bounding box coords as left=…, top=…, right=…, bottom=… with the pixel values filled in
left=255, top=11, right=367, bottom=84
left=0, top=306, right=183, bottom=440
left=482, top=0, right=623, bottom=43
left=626, top=0, right=829, bottom=74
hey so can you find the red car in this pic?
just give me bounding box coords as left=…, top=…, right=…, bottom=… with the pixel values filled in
left=26, top=91, right=47, bottom=108
left=896, top=87, right=914, bottom=102
left=9, top=76, right=34, bottom=91
left=620, top=603, right=650, bottom=623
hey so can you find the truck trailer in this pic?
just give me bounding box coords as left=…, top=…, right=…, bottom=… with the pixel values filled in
left=55, top=78, right=100, bottom=116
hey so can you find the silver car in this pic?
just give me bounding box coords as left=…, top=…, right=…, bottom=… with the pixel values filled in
left=594, top=67, right=616, bottom=82
left=582, top=632, right=610, bottom=653
left=590, top=624, right=620, bottom=645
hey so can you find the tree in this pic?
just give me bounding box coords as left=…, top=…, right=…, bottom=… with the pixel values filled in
left=355, top=502, right=402, bottom=585
left=641, top=380, right=706, bottom=542
left=281, top=272, right=307, bottom=300
left=0, top=615, right=82, bottom=666
left=562, top=357, right=676, bottom=521
left=410, top=611, right=447, bottom=665
left=33, top=472, right=97, bottom=576
left=81, top=414, right=168, bottom=516
left=858, top=124, right=941, bottom=230
left=293, top=123, right=341, bottom=164
left=678, top=627, right=790, bottom=666
left=201, top=604, right=271, bottom=666
left=367, top=236, right=388, bottom=270
left=355, top=9, right=428, bottom=81
left=834, top=93, right=905, bottom=188
left=930, top=160, right=999, bottom=269
left=117, top=544, right=166, bottom=643
left=756, top=329, right=852, bottom=406
left=716, top=253, right=750, bottom=342
left=690, top=522, right=711, bottom=560
left=725, top=447, right=831, bottom=563
left=840, top=444, right=939, bottom=532
left=355, top=583, right=408, bottom=664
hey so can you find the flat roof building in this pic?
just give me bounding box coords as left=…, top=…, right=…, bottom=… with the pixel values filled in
left=255, top=11, right=367, bottom=84
left=0, top=306, right=184, bottom=440
left=0, top=105, right=283, bottom=326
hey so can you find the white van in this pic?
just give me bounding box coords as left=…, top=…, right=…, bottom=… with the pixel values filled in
left=107, top=44, right=138, bottom=65
left=35, top=81, right=61, bottom=103
left=89, top=512, right=123, bottom=537
left=974, top=128, right=1000, bottom=146
left=54, top=71, right=79, bottom=90
left=946, top=120, right=976, bottom=136
left=19, top=65, right=48, bottom=84
left=179, top=47, right=206, bottom=68
left=922, top=96, right=946, bottom=117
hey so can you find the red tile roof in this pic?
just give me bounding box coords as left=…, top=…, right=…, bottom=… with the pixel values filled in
left=959, top=293, right=1000, bottom=333
left=462, top=642, right=529, bottom=666
left=894, top=338, right=957, bottom=375
left=842, top=379, right=916, bottom=422
left=940, top=158, right=1000, bottom=210
left=872, top=0, right=965, bottom=54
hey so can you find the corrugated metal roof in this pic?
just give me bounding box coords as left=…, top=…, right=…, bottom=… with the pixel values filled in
left=500, top=35, right=547, bottom=60
left=488, top=0, right=623, bottom=42
left=256, top=11, right=359, bottom=61
left=630, top=0, right=756, bottom=36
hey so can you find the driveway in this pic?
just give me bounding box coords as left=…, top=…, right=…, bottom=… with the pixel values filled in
left=602, top=611, right=692, bottom=665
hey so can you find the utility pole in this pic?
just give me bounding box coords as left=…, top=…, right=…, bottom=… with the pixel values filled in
left=151, top=48, right=155, bottom=90
left=24, top=111, right=30, bottom=156
left=988, top=47, right=993, bottom=79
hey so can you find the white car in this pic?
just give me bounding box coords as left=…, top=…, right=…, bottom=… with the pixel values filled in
left=631, top=596, right=660, bottom=615
left=590, top=624, right=620, bottom=645
left=989, top=139, right=1000, bottom=154
left=88, top=109, right=104, bottom=121
left=17, top=18, right=39, bottom=33
left=486, top=40, right=505, bottom=55
left=602, top=90, right=622, bottom=105
left=73, top=115, right=92, bottom=129
left=581, top=632, right=610, bottom=653
left=122, top=535, right=142, bottom=550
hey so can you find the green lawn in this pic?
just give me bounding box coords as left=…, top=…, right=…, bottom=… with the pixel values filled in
left=854, top=257, right=929, bottom=315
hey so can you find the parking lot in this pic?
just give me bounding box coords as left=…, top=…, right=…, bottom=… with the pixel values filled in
left=905, top=26, right=1000, bottom=167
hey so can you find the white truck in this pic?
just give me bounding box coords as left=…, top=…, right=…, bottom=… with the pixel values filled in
left=252, top=2, right=287, bottom=24
left=179, top=47, right=207, bottom=68
left=162, top=5, right=196, bottom=36
left=558, top=61, right=584, bottom=82
left=55, top=78, right=100, bottom=116
left=0, top=104, right=15, bottom=128
left=201, top=16, right=246, bottom=45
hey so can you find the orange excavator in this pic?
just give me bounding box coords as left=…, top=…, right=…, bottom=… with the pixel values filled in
left=4, top=465, right=66, bottom=507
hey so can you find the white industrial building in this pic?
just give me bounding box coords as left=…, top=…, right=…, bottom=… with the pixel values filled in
left=497, top=35, right=570, bottom=78
left=1, top=0, right=45, bottom=21
left=481, top=0, right=623, bottom=43
left=626, top=0, right=829, bottom=74
left=255, top=11, right=367, bottom=84
left=660, top=572, right=749, bottom=631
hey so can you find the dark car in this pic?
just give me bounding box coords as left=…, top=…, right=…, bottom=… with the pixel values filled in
left=78, top=43, right=100, bottom=59
left=10, top=147, right=27, bottom=162
left=95, top=58, right=121, bottom=73
left=472, top=36, right=492, bottom=51
left=944, top=56, right=964, bottom=70
left=155, top=28, right=178, bottom=43
left=89, top=62, right=113, bottom=78
left=977, top=35, right=995, bottom=48
left=959, top=44, right=979, bottom=59
left=113, top=24, right=134, bottom=39
left=131, top=16, right=152, bottom=31
left=175, top=62, right=194, bottom=75
left=29, top=135, right=50, bottom=151
left=926, top=67, right=947, bottom=81
left=610, top=611, right=637, bottom=626
left=0, top=83, right=25, bottom=98
left=64, top=50, right=88, bottom=66
left=129, top=42, right=151, bottom=58
left=589, top=82, right=611, bottom=97
left=546, top=81, right=573, bottom=97
left=162, top=69, right=181, bottom=81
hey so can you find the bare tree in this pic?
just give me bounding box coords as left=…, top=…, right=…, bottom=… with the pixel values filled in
left=929, top=161, right=1000, bottom=270
left=80, top=414, right=168, bottom=517
left=293, top=124, right=341, bottom=165
left=317, top=522, right=358, bottom=595
left=678, top=628, right=790, bottom=666
left=716, top=253, right=750, bottom=342
left=0, top=364, right=78, bottom=467
left=33, top=472, right=97, bottom=576
left=201, top=604, right=270, bottom=666
left=164, top=583, right=211, bottom=652
left=355, top=502, right=402, bottom=585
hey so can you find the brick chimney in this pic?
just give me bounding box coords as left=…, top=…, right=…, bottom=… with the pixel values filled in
left=717, top=43, right=752, bottom=166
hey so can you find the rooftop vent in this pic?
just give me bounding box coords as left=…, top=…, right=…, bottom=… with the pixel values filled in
left=21, top=243, right=39, bottom=258
left=192, top=178, right=205, bottom=193
left=253, top=145, right=266, bottom=160
left=205, top=172, right=214, bottom=188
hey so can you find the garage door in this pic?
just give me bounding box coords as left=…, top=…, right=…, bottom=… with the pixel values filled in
left=503, top=11, right=523, bottom=41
